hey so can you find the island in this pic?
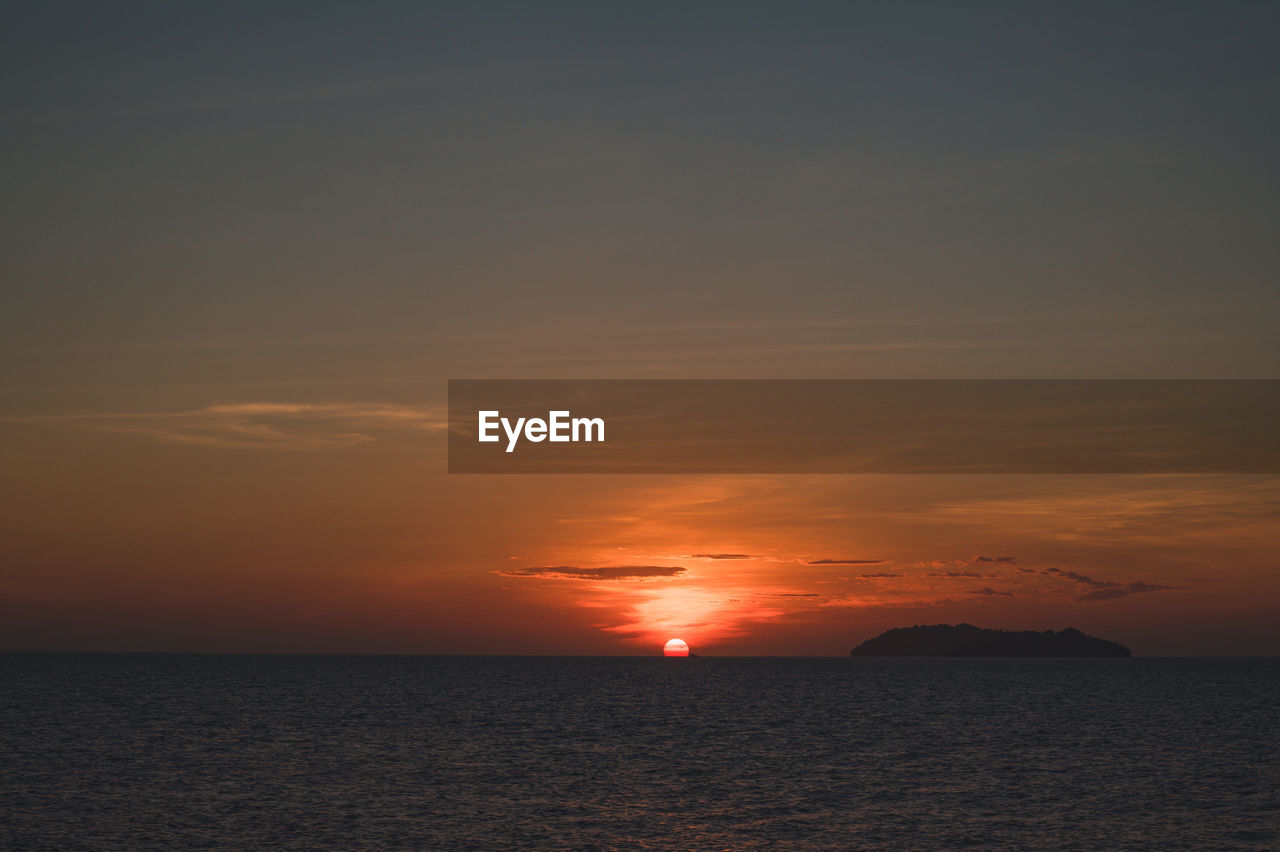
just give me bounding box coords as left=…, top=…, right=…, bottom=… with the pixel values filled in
left=849, top=624, right=1132, bottom=657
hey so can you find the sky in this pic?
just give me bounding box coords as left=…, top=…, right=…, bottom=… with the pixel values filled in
left=2, top=2, right=1278, bottom=655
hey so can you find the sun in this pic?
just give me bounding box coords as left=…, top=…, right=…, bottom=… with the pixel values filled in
left=663, top=638, right=690, bottom=657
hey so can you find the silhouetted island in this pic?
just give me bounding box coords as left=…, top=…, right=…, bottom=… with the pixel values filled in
left=850, top=624, right=1131, bottom=657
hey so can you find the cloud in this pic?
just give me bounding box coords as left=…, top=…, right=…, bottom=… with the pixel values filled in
left=807, top=558, right=885, bottom=565
left=1016, top=566, right=1038, bottom=574
left=1042, top=567, right=1116, bottom=589
left=929, top=570, right=995, bottom=578
left=768, top=593, right=822, bottom=597
left=499, top=565, right=686, bottom=581
left=858, top=572, right=904, bottom=579
left=688, top=553, right=753, bottom=560
left=1076, top=581, right=1175, bottom=603
left=969, top=587, right=1015, bottom=596
left=975, top=555, right=1018, bottom=564
left=6, top=402, right=446, bottom=450
left=17, top=74, right=452, bottom=124
left=1040, top=567, right=1177, bottom=603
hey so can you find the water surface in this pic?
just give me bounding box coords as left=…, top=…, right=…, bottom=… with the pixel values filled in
left=2, top=655, right=1277, bottom=849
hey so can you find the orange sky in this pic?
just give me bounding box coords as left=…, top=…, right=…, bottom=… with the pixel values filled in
left=2, top=404, right=1276, bottom=655
left=3, top=4, right=1278, bottom=655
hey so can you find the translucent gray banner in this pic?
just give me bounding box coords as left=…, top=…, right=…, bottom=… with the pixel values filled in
left=448, top=380, right=1280, bottom=474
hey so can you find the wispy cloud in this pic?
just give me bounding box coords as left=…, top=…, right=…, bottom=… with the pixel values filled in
left=806, top=558, right=885, bottom=565
left=12, top=74, right=453, bottom=125
left=1041, top=567, right=1176, bottom=602
left=975, top=555, right=1018, bottom=564
left=4, top=402, right=446, bottom=450
left=499, top=565, right=686, bottom=581
left=1075, top=581, right=1175, bottom=603
left=1042, top=567, right=1116, bottom=589
left=687, top=553, right=753, bottom=560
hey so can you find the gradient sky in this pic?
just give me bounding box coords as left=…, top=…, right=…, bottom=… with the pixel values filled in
left=2, top=2, right=1278, bottom=655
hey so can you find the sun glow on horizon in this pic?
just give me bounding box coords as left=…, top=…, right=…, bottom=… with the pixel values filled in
left=663, top=638, right=690, bottom=656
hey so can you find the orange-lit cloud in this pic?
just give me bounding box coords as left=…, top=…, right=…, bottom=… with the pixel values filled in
left=466, top=474, right=1273, bottom=653
left=499, top=565, right=686, bottom=580
left=4, top=402, right=446, bottom=450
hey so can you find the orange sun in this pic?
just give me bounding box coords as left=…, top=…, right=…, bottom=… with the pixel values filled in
left=663, top=638, right=690, bottom=657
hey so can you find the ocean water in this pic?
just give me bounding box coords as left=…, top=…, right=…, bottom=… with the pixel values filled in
left=2, top=655, right=1277, bottom=850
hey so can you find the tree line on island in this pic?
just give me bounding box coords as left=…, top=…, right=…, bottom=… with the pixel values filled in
left=850, top=624, right=1132, bottom=657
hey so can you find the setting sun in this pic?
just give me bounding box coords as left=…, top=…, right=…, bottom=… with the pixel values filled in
left=663, top=638, right=690, bottom=657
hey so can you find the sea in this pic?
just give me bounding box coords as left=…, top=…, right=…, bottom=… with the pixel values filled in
left=2, top=655, right=1277, bottom=850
